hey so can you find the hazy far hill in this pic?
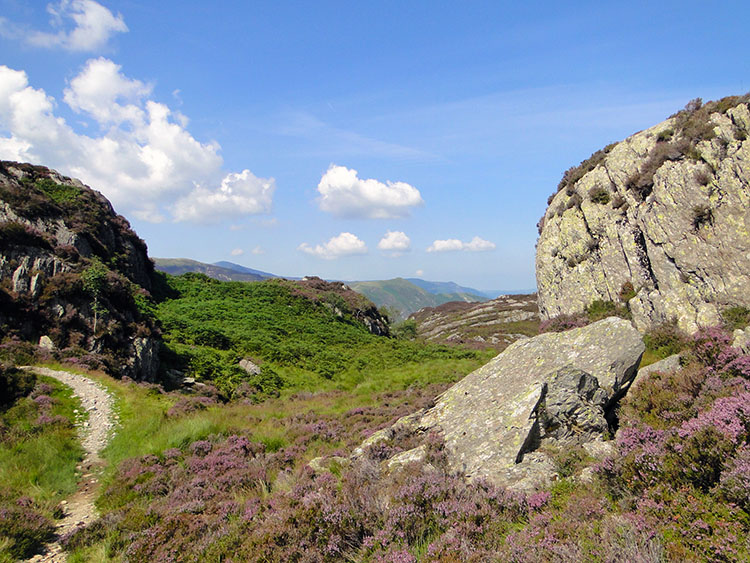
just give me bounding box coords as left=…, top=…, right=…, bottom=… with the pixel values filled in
left=212, top=261, right=281, bottom=279
left=348, top=278, right=487, bottom=320
left=153, top=258, right=273, bottom=282
left=404, top=278, right=492, bottom=298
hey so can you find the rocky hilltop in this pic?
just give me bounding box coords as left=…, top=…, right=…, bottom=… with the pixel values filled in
left=536, top=95, right=750, bottom=333
left=408, top=293, right=538, bottom=351
left=0, top=161, right=159, bottom=379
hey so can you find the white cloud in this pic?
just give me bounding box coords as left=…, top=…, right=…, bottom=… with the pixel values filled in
left=231, top=248, right=244, bottom=256
left=64, top=57, right=150, bottom=126
left=298, top=232, right=368, bottom=260
left=377, top=230, right=411, bottom=255
left=415, top=269, right=424, bottom=276
left=427, top=236, right=496, bottom=253
left=172, top=169, right=275, bottom=223
left=0, top=61, right=275, bottom=224
left=317, top=165, right=423, bottom=219
left=251, top=246, right=265, bottom=255
left=26, top=1, right=128, bottom=52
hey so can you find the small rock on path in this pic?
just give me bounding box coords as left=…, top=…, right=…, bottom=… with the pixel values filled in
left=21, top=367, right=117, bottom=563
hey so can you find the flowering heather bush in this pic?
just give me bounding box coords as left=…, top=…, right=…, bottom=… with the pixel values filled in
left=67, top=323, right=750, bottom=560
left=717, top=445, right=750, bottom=510
left=0, top=502, right=56, bottom=558
left=539, top=313, right=590, bottom=333
left=166, top=396, right=217, bottom=418
left=689, top=326, right=740, bottom=369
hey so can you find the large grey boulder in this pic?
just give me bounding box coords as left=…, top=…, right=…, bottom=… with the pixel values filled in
left=370, top=317, right=644, bottom=491
left=536, top=97, right=750, bottom=334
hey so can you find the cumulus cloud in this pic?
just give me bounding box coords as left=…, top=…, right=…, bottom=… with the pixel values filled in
left=173, top=169, right=275, bottom=223
left=415, top=269, right=424, bottom=276
left=377, top=231, right=411, bottom=255
left=298, top=232, right=368, bottom=260
left=0, top=61, right=275, bottom=223
left=317, top=165, right=423, bottom=219
left=231, top=248, right=244, bottom=256
left=251, top=246, right=265, bottom=255
left=24, top=1, right=128, bottom=52
left=427, top=236, right=496, bottom=253
left=63, top=57, right=150, bottom=125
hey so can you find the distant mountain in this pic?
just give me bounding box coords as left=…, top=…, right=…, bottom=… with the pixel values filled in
left=404, top=278, right=484, bottom=297
left=212, top=261, right=281, bottom=279
left=153, top=258, right=271, bottom=282
left=404, top=278, right=535, bottom=300
left=348, top=278, right=487, bottom=321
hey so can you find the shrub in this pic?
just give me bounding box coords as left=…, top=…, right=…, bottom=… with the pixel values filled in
left=619, top=281, right=636, bottom=302
left=642, top=321, right=687, bottom=361
left=34, top=178, right=81, bottom=205
left=656, top=128, right=674, bottom=142
left=0, top=503, right=56, bottom=559
left=694, top=169, right=713, bottom=186
left=539, top=313, right=590, bottom=333
left=717, top=445, right=750, bottom=509
left=721, top=306, right=750, bottom=331
left=588, top=186, right=611, bottom=204
left=0, top=221, right=52, bottom=250
left=0, top=365, right=36, bottom=409
left=585, top=300, right=630, bottom=321
left=565, top=192, right=582, bottom=210
left=556, top=142, right=617, bottom=195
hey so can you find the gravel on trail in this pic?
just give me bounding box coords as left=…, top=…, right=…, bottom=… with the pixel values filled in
left=21, top=367, right=118, bottom=563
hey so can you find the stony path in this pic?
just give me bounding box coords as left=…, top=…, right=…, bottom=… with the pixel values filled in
left=21, top=367, right=117, bottom=563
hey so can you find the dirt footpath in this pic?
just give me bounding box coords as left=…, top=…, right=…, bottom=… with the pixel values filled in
left=22, top=367, right=117, bottom=563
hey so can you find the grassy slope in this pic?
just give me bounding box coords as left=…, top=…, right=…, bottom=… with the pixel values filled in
left=156, top=273, right=492, bottom=396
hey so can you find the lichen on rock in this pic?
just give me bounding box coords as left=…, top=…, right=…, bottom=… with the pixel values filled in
left=536, top=95, right=750, bottom=334
left=362, top=317, right=644, bottom=491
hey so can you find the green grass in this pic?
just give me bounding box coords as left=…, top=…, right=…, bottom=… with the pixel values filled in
left=0, top=373, right=84, bottom=560
left=0, top=374, right=84, bottom=505
left=156, top=273, right=487, bottom=396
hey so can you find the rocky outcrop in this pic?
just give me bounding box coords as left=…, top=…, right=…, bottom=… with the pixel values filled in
left=409, top=294, right=538, bottom=351
left=536, top=96, right=750, bottom=334
left=361, top=317, right=644, bottom=491
left=288, top=276, right=390, bottom=336
left=0, top=161, right=159, bottom=380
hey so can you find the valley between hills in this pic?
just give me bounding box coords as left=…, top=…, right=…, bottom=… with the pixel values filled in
left=2, top=95, right=750, bottom=561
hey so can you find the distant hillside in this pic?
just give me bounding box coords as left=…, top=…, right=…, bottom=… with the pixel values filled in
left=156, top=273, right=485, bottom=395
left=409, top=294, right=539, bottom=351
left=153, top=258, right=271, bottom=282
left=212, top=261, right=281, bottom=279
left=348, top=278, right=487, bottom=320
left=404, top=278, right=487, bottom=297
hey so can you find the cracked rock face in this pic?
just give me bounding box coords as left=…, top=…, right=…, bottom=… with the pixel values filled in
left=0, top=161, right=159, bottom=380
left=372, top=317, right=644, bottom=491
left=536, top=99, right=750, bottom=333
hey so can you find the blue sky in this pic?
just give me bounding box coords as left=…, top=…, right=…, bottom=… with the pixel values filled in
left=1, top=1, right=748, bottom=290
